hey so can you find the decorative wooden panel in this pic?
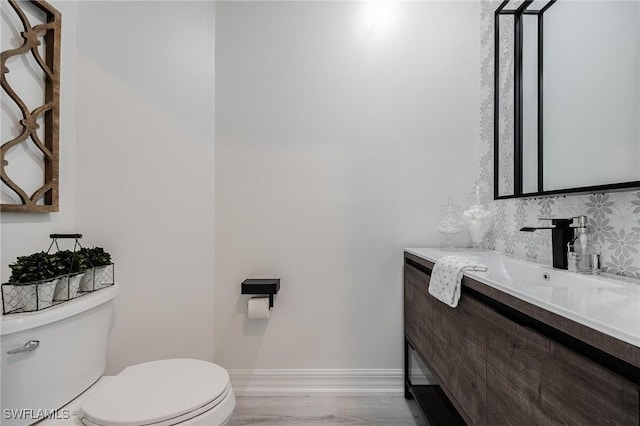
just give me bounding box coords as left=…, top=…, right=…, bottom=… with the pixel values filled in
left=1, top=0, right=61, bottom=212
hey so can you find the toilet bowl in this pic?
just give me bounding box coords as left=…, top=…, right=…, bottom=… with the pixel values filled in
left=1, top=284, right=234, bottom=426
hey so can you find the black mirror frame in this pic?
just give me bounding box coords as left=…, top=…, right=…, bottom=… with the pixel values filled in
left=493, top=0, right=640, bottom=199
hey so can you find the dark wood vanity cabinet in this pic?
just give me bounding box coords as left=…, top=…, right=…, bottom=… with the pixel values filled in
left=430, top=294, right=488, bottom=425
left=485, top=308, right=639, bottom=425
left=404, top=264, right=433, bottom=361
left=403, top=253, right=640, bottom=426
left=405, top=263, right=487, bottom=424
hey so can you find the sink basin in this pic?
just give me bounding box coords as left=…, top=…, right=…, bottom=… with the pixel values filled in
left=462, top=252, right=624, bottom=290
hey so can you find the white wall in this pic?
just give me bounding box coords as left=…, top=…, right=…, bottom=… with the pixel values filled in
left=0, top=1, right=77, bottom=281
left=75, top=1, right=216, bottom=374
left=214, top=1, right=480, bottom=370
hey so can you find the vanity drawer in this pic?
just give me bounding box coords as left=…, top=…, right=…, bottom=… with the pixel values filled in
left=486, top=307, right=640, bottom=425
left=430, top=294, right=489, bottom=425
left=404, top=264, right=433, bottom=361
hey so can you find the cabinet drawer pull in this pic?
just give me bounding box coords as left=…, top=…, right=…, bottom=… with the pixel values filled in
left=492, top=307, right=530, bottom=328
left=406, top=258, right=432, bottom=276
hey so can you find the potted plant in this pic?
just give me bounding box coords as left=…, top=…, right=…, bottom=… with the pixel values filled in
left=52, top=250, right=89, bottom=301
left=78, top=247, right=113, bottom=291
left=5, top=252, right=59, bottom=311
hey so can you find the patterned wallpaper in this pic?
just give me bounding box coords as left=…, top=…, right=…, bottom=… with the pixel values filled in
left=478, top=0, right=640, bottom=279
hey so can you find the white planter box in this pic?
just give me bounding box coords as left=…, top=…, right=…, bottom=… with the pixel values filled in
left=79, top=269, right=95, bottom=292
left=2, top=279, right=58, bottom=313
left=94, top=264, right=115, bottom=288
left=54, top=273, right=83, bottom=301
left=79, top=264, right=115, bottom=292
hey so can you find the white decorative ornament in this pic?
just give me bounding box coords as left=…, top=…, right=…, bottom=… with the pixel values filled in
left=463, top=182, right=493, bottom=249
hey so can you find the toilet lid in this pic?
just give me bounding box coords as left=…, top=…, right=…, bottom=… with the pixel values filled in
left=80, top=359, right=230, bottom=426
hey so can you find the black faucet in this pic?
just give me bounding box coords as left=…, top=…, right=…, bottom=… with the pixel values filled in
left=520, top=218, right=575, bottom=269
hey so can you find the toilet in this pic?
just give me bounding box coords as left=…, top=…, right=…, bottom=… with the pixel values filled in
left=0, top=284, right=235, bottom=426
left=78, top=358, right=234, bottom=426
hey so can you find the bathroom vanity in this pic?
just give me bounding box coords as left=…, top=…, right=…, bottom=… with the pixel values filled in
left=404, top=249, right=640, bottom=425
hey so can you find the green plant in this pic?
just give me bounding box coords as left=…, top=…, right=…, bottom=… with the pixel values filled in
left=79, top=247, right=112, bottom=267
left=51, top=250, right=89, bottom=275
left=8, top=252, right=58, bottom=285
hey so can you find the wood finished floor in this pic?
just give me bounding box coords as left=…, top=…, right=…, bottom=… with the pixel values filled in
left=228, top=396, right=428, bottom=425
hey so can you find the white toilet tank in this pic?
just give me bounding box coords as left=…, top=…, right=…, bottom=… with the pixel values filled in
left=1, top=284, right=119, bottom=426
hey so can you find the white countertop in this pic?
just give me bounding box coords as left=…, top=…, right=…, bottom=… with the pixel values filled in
left=406, top=248, right=640, bottom=348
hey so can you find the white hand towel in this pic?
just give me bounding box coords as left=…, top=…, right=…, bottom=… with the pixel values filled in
left=428, top=255, right=488, bottom=308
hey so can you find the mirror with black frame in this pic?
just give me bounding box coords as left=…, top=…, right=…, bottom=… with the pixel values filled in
left=494, top=0, right=640, bottom=199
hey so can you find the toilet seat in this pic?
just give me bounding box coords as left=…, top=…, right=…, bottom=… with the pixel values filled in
left=79, top=359, right=233, bottom=426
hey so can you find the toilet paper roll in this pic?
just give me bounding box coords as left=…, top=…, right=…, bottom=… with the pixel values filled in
left=247, top=297, right=271, bottom=319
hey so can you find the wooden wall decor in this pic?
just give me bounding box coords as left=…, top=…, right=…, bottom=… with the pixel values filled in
left=1, top=0, right=61, bottom=212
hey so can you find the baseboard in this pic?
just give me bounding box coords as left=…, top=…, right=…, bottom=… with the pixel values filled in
left=228, top=369, right=435, bottom=396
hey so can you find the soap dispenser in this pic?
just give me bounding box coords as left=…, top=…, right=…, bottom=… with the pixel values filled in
left=567, top=216, right=601, bottom=275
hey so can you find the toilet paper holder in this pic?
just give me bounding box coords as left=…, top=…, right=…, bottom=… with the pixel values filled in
left=241, top=278, right=280, bottom=308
